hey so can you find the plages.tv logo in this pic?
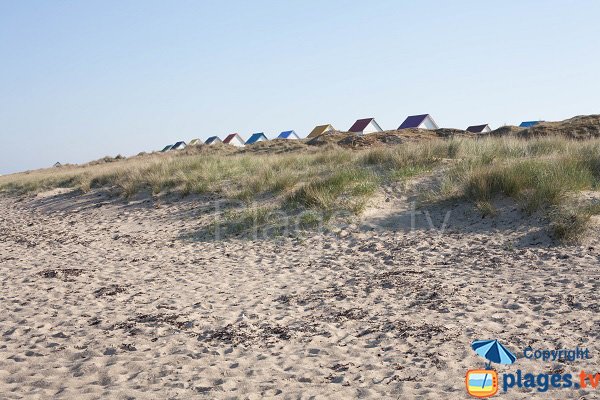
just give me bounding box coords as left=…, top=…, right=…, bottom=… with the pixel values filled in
left=466, top=340, right=517, bottom=398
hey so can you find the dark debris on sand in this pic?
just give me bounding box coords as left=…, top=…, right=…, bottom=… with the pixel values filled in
left=198, top=320, right=325, bottom=347
left=94, top=285, right=128, bottom=297
left=199, top=322, right=292, bottom=346
left=272, top=266, right=453, bottom=348
left=109, top=313, right=194, bottom=336
left=38, top=268, right=86, bottom=281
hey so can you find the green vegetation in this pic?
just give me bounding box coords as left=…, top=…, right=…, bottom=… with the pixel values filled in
left=433, top=137, right=600, bottom=242
left=2, top=136, right=600, bottom=242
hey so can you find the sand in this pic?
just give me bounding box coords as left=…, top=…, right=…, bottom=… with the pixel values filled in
left=1, top=189, right=599, bottom=399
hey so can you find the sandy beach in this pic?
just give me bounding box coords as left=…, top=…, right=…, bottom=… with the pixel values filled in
left=1, top=188, right=598, bottom=399
left=3, top=0, right=599, bottom=397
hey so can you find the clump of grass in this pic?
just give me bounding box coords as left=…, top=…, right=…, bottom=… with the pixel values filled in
left=218, top=206, right=276, bottom=236
left=551, top=201, right=600, bottom=243
left=549, top=206, right=592, bottom=243
left=475, top=200, right=497, bottom=217
left=389, top=165, right=433, bottom=181
left=77, top=174, right=93, bottom=193
left=285, top=169, right=377, bottom=212
left=360, top=141, right=450, bottom=171
left=298, top=210, right=325, bottom=228
left=459, top=158, right=595, bottom=212
left=435, top=138, right=600, bottom=242
left=359, top=140, right=467, bottom=185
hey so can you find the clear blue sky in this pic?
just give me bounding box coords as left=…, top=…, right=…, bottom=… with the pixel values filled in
left=1, top=1, right=599, bottom=174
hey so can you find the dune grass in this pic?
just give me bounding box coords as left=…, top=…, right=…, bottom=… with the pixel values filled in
left=2, top=136, right=600, bottom=241
left=0, top=143, right=441, bottom=204
left=433, top=137, right=600, bottom=241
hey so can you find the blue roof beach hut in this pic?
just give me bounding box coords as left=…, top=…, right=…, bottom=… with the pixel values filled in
left=245, top=133, right=268, bottom=145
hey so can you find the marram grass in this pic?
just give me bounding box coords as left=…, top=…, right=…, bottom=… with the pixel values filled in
left=3, top=136, right=600, bottom=241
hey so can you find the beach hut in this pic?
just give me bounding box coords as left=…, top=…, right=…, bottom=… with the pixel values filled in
left=223, top=133, right=245, bottom=147
left=188, top=138, right=201, bottom=146
left=171, top=141, right=187, bottom=150
left=348, top=118, right=383, bottom=135
left=245, top=133, right=268, bottom=145
left=205, top=136, right=222, bottom=145
left=53, top=162, right=62, bottom=168
left=161, top=145, right=173, bottom=152
left=307, top=124, right=335, bottom=138
left=398, top=114, right=439, bottom=130
left=466, top=124, right=492, bottom=133
left=519, top=121, right=542, bottom=128
left=277, top=130, right=300, bottom=140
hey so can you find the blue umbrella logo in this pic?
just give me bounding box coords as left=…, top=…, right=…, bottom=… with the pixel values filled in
left=470, top=340, right=516, bottom=392
left=472, top=339, right=517, bottom=369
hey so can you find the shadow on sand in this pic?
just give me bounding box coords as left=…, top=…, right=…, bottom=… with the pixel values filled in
left=23, top=188, right=556, bottom=248
left=361, top=197, right=554, bottom=248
